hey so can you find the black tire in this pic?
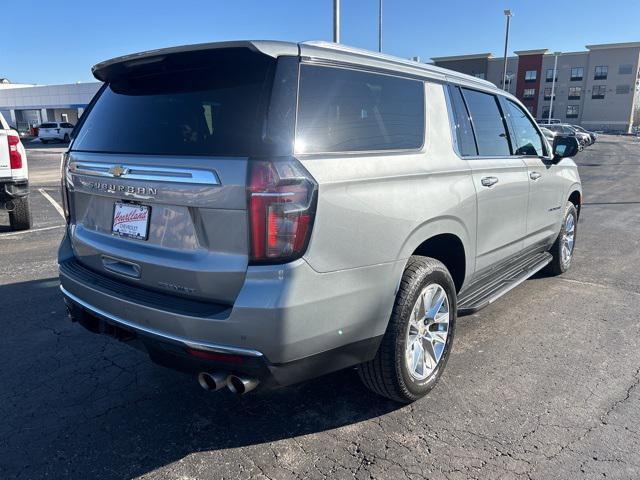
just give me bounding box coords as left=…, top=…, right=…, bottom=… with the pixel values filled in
left=41, top=139, right=48, bottom=144
left=546, top=202, right=577, bottom=276
left=63, top=133, right=70, bottom=143
left=358, top=256, right=456, bottom=403
left=9, top=197, right=32, bottom=231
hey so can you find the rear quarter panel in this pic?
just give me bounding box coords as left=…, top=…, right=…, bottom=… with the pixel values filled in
left=298, top=82, right=476, bottom=286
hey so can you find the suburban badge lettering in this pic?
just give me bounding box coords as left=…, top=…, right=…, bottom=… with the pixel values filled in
left=87, top=181, right=157, bottom=196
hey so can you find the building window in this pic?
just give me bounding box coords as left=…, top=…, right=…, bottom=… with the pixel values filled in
left=592, top=85, right=606, bottom=99
left=524, top=70, right=537, bottom=82
left=541, top=108, right=553, bottom=119
left=568, top=86, right=582, bottom=100
left=474, top=72, right=486, bottom=80
left=523, top=88, right=535, bottom=99
left=566, top=105, right=579, bottom=118
left=502, top=71, right=514, bottom=89
left=570, top=67, right=584, bottom=81
left=616, top=85, right=631, bottom=94
left=545, top=69, right=558, bottom=82
left=543, top=87, right=555, bottom=100
left=619, top=64, right=633, bottom=74
left=594, top=65, right=608, bottom=80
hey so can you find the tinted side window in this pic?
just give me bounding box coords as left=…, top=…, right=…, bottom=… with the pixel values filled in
left=504, top=100, right=544, bottom=156
left=447, top=85, right=477, bottom=156
left=461, top=89, right=511, bottom=156
left=296, top=65, right=424, bottom=153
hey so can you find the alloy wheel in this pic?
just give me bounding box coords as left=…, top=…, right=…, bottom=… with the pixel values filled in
left=562, top=213, right=576, bottom=264
left=405, top=284, right=450, bottom=381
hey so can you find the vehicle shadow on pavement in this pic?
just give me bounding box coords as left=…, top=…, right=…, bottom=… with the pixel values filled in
left=1, top=277, right=402, bottom=479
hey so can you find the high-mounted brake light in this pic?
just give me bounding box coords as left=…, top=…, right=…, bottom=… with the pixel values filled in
left=248, top=158, right=317, bottom=263
left=7, top=134, right=22, bottom=170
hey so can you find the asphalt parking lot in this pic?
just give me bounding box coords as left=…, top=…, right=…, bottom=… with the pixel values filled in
left=1, top=135, right=640, bottom=479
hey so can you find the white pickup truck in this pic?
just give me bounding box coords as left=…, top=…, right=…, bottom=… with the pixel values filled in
left=0, top=113, right=31, bottom=230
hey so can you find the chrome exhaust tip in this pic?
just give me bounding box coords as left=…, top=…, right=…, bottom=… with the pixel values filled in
left=4, top=201, right=15, bottom=212
left=227, top=375, right=260, bottom=395
left=197, top=372, right=229, bottom=391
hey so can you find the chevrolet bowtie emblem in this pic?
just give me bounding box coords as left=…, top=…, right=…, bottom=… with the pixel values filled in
left=108, top=165, right=129, bottom=177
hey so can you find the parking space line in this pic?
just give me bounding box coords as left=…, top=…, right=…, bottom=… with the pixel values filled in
left=559, top=277, right=640, bottom=297
left=0, top=225, right=65, bottom=238
left=38, top=188, right=66, bottom=220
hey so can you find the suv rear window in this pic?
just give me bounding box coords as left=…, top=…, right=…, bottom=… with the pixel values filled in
left=40, top=123, right=57, bottom=128
left=72, top=49, right=275, bottom=156
left=295, top=65, right=425, bottom=153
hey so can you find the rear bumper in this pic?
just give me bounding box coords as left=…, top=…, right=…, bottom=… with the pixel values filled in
left=58, top=231, right=398, bottom=385
left=0, top=178, right=29, bottom=203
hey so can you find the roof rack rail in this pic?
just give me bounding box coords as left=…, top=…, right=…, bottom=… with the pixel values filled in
left=300, top=41, right=498, bottom=90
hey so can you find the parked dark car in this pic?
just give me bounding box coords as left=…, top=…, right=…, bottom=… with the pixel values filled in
left=540, top=124, right=588, bottom=150
left=572, top=125, right=597, bottom=144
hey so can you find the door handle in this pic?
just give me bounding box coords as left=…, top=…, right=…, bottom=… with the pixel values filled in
left=481, top=176, right=499, bottom=187
left=530, top=171, right=542, bottom=181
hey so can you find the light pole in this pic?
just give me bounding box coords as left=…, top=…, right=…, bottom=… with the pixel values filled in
left=502, top=9, right=513, bottom=90
left=548, top=51, right=561, bottom=123
left=333, top=0, right=340, bottom=43
left=378, top=0, right=383, bottom=52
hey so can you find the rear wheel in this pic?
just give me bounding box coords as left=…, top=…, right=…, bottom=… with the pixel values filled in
left=358, top=256, right=456, bottom=403
left=9, top=197, right=32, bottom=231
left=546, top=202, right=577, bottom=275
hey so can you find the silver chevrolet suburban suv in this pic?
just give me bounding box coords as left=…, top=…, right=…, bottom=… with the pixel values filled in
left=58, top=41, right=582, bottom=403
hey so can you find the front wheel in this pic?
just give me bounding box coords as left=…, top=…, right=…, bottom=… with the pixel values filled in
left=546, top=202, right=577, bottom=275
left=358, top=256, right=456, bottom=403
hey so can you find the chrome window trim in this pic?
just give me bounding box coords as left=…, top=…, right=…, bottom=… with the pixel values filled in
left=68, top=161, right=220, bottom=185
left=60, top=286, right=264, bottom=358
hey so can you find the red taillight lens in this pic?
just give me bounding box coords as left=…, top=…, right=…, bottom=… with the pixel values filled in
left=60, top=152, right=70, bottom=223
left=8, top=134, right=22, bottom=169
left=248, top=158, right=317, bottom=263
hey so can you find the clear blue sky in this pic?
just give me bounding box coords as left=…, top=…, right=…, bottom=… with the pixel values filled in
left=4, top=0, right=639, bottom=84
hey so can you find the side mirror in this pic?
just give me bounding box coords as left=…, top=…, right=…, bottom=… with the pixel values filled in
left=552, top=136, right=579, bottom=162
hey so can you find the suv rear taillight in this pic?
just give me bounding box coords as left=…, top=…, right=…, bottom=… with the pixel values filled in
left=248, top=158, right=317, bottom=263
left=8, top=134, right=22, bottom=169
left=60, top=152, right=70, bottom=223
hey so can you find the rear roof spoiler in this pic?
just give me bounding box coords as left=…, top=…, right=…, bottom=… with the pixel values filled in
left=92, top=39, right=501, bottom=93
left=91, top=40, right=299, bottom=82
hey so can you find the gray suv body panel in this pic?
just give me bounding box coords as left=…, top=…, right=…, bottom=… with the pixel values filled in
left=59, top=40, right=582, bottom=385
